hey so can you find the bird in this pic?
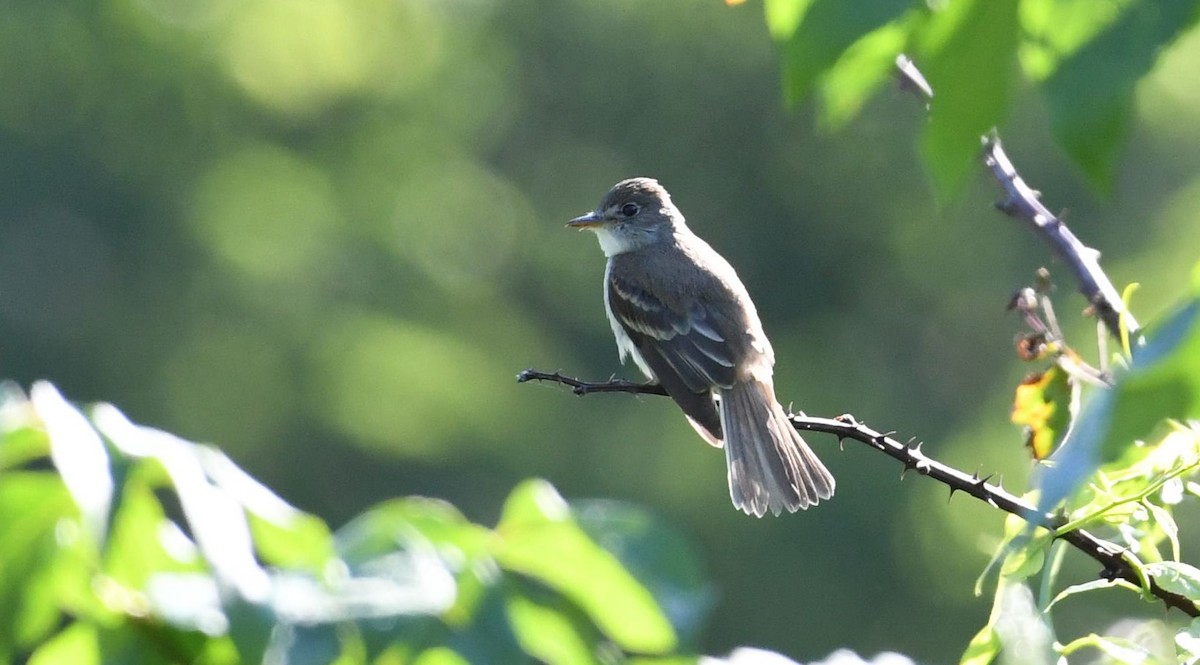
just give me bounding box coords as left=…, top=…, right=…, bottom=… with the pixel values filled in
left=567, top=177, right=834, bottom=517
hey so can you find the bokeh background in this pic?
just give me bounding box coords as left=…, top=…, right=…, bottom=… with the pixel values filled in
left=3, top=0, right=1200, bottom=661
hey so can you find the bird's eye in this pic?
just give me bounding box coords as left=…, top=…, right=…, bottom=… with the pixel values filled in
left=620, top=203, right=640, bottom=217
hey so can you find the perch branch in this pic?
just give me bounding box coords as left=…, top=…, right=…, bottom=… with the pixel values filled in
left=517, top=369, right=1198, bottom=617
left=894, top=54, right=1140, bottom=342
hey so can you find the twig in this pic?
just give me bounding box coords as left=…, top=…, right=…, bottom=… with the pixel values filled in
left=894, top=54, right=1140, bottom=342
left=517, top=369, right=1198, bottom=617
left=983, top=137, right=1139, bottom=341
left=516, top=369, right=667, bottom=396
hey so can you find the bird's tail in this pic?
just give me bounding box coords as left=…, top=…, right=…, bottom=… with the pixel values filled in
left=719, top=379, right=835, bottom=517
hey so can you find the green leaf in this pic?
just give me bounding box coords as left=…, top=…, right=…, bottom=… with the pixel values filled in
left=0, top=473, right=77, bottom=654
left=913, top=0, right=1020, bottom=199
left=1177, top=617, right=1200, bottom=662
left=28, top=623, right=100, bottom=665
left=960, top=623, right=1000, bottom=665
left=573, top=500, right=713, bottom=650
left=1039, top=0, right=1199, bottom=191
left=1037, top=297, right=1200, bottom=512
left=30, top=382, right=114, bottom=545
left=200, top=446, right=337, bottom=575
left=1045, top=578, right=1130, bottom=611
left=496, top=479, right=676, bottom=655
left=1143, top=561, right=1200, bottom=606
left=505, top=577, right=604, bottom=665
left=818, top=17, right=914, bottom=129
left=766, top=0, right=912, bottom=107
left=1011, top=365, right=1076, bottom=460
left=103, top=475, right=203, bottom=590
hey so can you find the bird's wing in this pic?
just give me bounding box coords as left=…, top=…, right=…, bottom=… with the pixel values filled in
left=607, top=269, right=739, bottom=391
left=606, top=267, right=738, bottom=442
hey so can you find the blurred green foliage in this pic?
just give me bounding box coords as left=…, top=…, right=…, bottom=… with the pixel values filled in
left=2, top=0, right=1200, bottom=662
left=0, top=386, right=710, bottom=663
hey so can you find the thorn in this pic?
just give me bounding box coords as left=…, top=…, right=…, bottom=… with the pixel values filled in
left=948, top=486, right=958, bottom=502
left=975, top=473, right=995, bottom=487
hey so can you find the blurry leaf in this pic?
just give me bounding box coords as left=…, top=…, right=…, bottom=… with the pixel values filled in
left=198, top=445, right=337, bottom=575
left=573, top=500, right=714, bottom=650
left=1060, top=633, right=1163, bottom=664
left=632, top=658, right=700, bottom=665
left=1176, top=618, right=1200, bottom=662
left=28, top=623, right=99, bottom=665
left=1143, top=562, right=1200, bottom=607
left=30, top=382, right=113, bottom=544
left=1039, top=0, right=1199, bottom=190
left=699, top=648, right=803, bottom=665
left=960, top=623, right=1000, bottom=665
left=765, top=0, right=911, bottom=106
left=144, top=573, right=227, bottom=636
left=913, top=0, right=1019, bottom=199
left=1011, top=366, right=1075, bottom=460
left=1037, top=297, right=1200, bottom=512
left=247, top=509, right=335, bottom=576
left=336, top=497, right=487, bottom=566
left=103, top=477, right=202, bottom=590
left=444, top=586, right=528, bottom=664
left=496, top=480, right=676, bottom=655
left=504, top=577, right=604, bottom=665
left=91, top=404, right=271, bottom=602
left=818, top=17, right=914, bottom=129
left=962, top=581, right=1054, bottom=665
left=1045, top=578, right=1128, bottom=611
left=413, top=647, right=472, bottom=665
left=273, top=623, right=342, bottom=665
left=0, top=473, right=76, bottom=654
left=335, top=497, right=486, bottom=624
left=992, top=582, right=1054, bottom=665
left=1145, top=501, right=1180, bottom=561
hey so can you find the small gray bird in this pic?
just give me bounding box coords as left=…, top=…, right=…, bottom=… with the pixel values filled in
left=568, top=177, right=834, bottom=517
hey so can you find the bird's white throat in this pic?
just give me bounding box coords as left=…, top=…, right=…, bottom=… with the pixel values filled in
left=591, top=225, right=636, bottom=257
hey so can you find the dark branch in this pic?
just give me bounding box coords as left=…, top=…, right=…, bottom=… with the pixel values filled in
left=518, top=369, right=1198, bottom=617
left=516, top=369, right=667, bottom=396
left=982, top=136, right=1139, bottom=341
left=895, top=55, right=1140, bottom=343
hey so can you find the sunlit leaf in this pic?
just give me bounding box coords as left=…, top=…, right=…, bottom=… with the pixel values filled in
left=1176, top=618, right=1200, bottom=662
left=1039, top=0, right=1199, bottom=190
left=960, top=622, right=1000, bottom=665
left=912, top=0, right=1019, bottom=199
left=1045, top=578, right=1128, bottom=611
left=817, top=18, right=914, bottom=129
left=28, top=623, right=99, bottom=665
left=505, top=577, right=603, bottom=665
left=1145, top=501, right=1180, bottom=562
left=766, top=0, right=911, bottom=107
left=1011, top=366, right=1075, bottom=460
left=0, top=473, right=77, bottom=654
left=1037, top=297, right=1200, bottom=512
left=1143, top=561, right=1200, bottom=607
left=30, top=382, right=113, bottom=544
left=573, top=500, right=714, bottom=650
left=496, top=480, right=676, bottom=655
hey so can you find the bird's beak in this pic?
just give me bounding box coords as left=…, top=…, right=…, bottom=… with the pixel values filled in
left=566, top=211, right=605, bottom=229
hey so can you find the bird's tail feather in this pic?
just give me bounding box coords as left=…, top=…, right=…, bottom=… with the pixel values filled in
left=719, top=379, right=834, bottom=517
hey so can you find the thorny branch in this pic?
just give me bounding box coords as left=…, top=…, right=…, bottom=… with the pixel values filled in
left=895, top=54, right=1141, bottom=342
left=516, top=369, right=1198, bottom=616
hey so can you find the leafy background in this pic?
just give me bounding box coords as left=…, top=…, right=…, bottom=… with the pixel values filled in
left=3, top=0, right=1200, bottom=662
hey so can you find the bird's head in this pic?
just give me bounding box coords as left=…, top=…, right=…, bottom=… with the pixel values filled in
left=567, top=177, right=682, bottom=256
